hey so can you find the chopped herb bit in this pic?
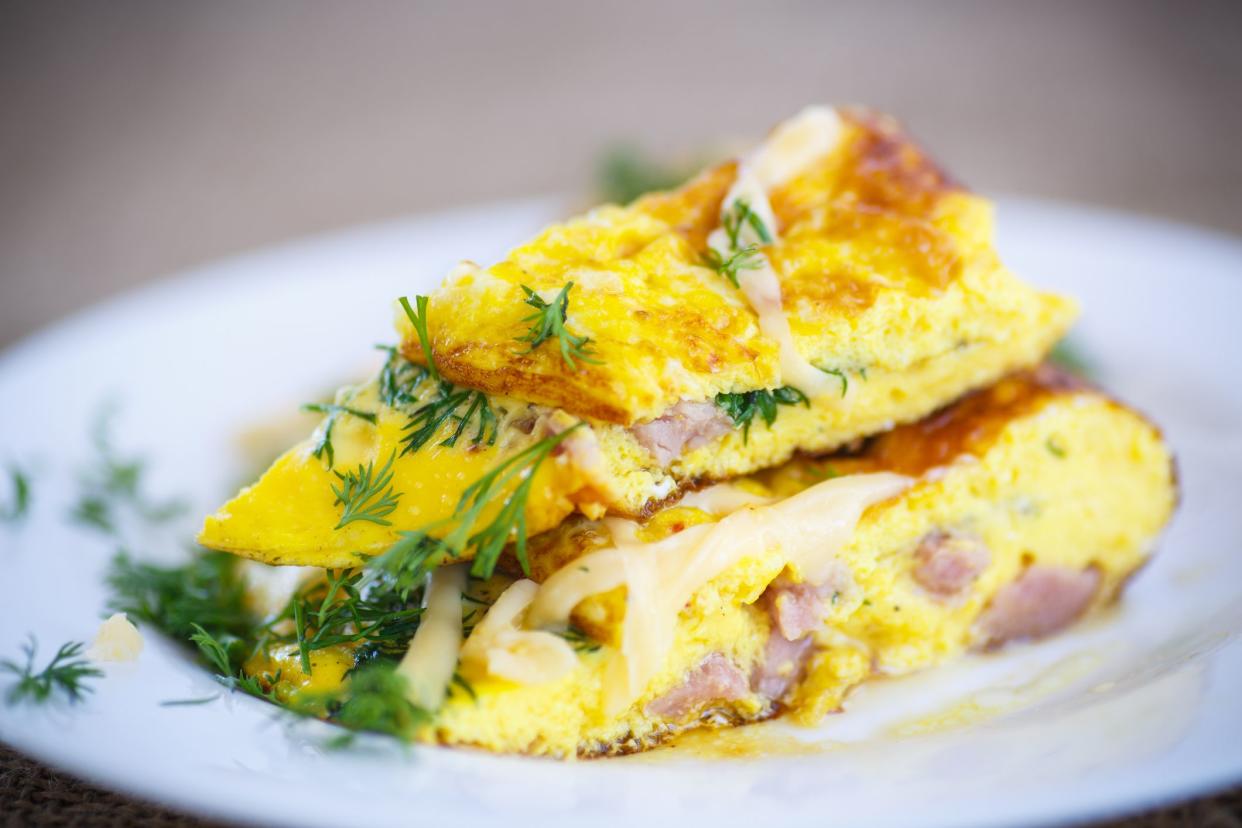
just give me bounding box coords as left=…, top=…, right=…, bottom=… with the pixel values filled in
left=70, top=406, right=185, bottom=534
left=0, top=465, right=30, bottom=524
left=516, top=283, right=600, bottom=370
left=302, top=402, right=378, bottom=469
left=820, top=368, right=849, bottom=398
left=722, top=199, right=773, bottom=249
left=451, top=671, right=478, bottom=702
left=703, top=243, right=764, bottom=289
left=1046, top=437, right=1067, bottom=458
left=106, top=548, right=252, bottom=641
left=714, top=386, right=809, bottom=441
left=276, top=569, right=423, bottom=674
left=556, top=625, right=601, bottom=654
left=368, top=424, right=586, bottom=586
left=400, top=383, right=498, bottom=456
left=159, top=694, right=221, bottom=707
left=1, top=637, right=102, bottom=705
left=326, top=662, right=430, bottom=744
left=188, top=623, right=277, bottom=701
left=332, top=452, right=401, bottom=530
left=398, top=295, right=439, bottom=382
left=596, top=145, right=694, bottom=205
left=376, top=345, right=430, bottom=410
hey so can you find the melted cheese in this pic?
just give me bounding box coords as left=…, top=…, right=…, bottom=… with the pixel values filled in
left=525, top=471, right=910, bottom=713
left=708, top=106, right=845, bottom=399
left=460, top=579, right=578, bottom=685
left=87, top=613, right=143, bottom=662
left=677, top=483, right=774, bottom=515
left=397, top=564, right=465, bottom=710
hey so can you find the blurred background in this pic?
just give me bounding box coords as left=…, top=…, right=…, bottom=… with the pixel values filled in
left=1, top=0, right=1239, bottom=349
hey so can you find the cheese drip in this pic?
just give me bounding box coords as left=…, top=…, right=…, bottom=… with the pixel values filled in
left=526, top=471, right=910, bottom=713
left=460, top=579, right=578, bottom=685
left=708, top=105, right=844, bottom=398
left=398, top=563, right=466, bottom=710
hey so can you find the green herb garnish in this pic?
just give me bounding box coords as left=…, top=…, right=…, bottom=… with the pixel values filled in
left=516, top=283, right=600, bottom=370
left=714, top=386, right=809, bottom=441
left=0, top=464, right=30, bottom=524
left=376, top=345, right=429, bottom=410
left=400, top=384, right=498, bottom=456
left=596, top=145, right=694, bottom=205
left=325, top=662, right=430, bottom=745
left=398, top=295, right=439, bottom=382
left=703, top=244, right=764, bottom=289
left=722, top=199, right=773, bottom=249
left=106, top=548, right=252, bottom=641
left=332, top=452, right=401, bottom=530
left=1046, top=437, right=1067, bottom=458
left=369, top=424, right=585, bottom=585
left=188, top=623, right=278, bottom=701
left=1049, top=337, right=1094, bottom=379
left=302, top=403, right=378, bottom=469
left=556, top=625, right=601, bottom=654
left=2, top=637, right=102, bottom=705
left=821, top=368, right=849, bottom=398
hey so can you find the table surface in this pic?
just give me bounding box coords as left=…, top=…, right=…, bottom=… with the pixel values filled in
left=1, top=1, right=1240, bottom=824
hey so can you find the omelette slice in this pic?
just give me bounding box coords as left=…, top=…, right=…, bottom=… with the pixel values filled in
left=245, top=367, right=1176, bottom=756
left=201, top=106, right=1076, bottom=569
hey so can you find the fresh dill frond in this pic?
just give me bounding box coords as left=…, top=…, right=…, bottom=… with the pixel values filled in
left=820, top=368, right=849, bottom=398
left=302, top=402, right=378, bottom=469
left=331, top=452, right=401, bottom=530
left=1046, top=436, right=1067, bottom=458
left=398, top=296, right=439, bottom=382
left=188, top=623, right=277, bottom=702
left=0, top=464, right=31, bottom=524
left=376, top=345, right=429, bottom=410
left=714, top=386, right=809, bottom=441
left=279, top=569, right=423, bottom=674
left=400, top=384, right=498, bottom=456
left=596, top=145, right=694, bottom=205
left=703, top=244, right=764, bottom=289
left=70, top=405, right=185, bottom=534
left=1, top=637, right=102, bottom=705
left=450, top=671, right=478, bottom=702
left=326, top=661, right=430, bottom=744
left=106, top=548, right=252, bottom=641
left=556, top=625, right=602, bottom=654
left=722, top=199, right=773, bottom=249
left=369, top=424, right=585, bottom=585
left=516, top=283, right=600, bottom=371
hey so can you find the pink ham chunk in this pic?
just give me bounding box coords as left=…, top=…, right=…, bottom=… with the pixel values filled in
left=751, top=632, right=815, bottom=702
left=913, top=530, right=991, bottom=598
left=645, top=653, right=749, bottom=719
left=980, top=565, right=1101, bottom=646
left=630, top=401, right=734, bottom=466
left=762, top=562, right=854, bottom=641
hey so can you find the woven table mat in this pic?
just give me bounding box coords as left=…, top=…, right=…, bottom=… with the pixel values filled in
left=3, top=744, right=1239, bottom=827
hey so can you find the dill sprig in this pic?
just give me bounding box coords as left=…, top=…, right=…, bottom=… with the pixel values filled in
left=722, top=198, right=773, bottom=249
left=70, top=406, right=185, bottom=534
left=325, top=661, right=430, bottom=745
left=400, top=383, right=498, bottom=456
left=279, top=569, right=423, bottom=674
left=820, top=367, right=849, bottom=398
left=376, top=345, right=429, bottom=410
left=556, top=625, right=601, bottom=654
left=369, top=424, right=585, bottom=587
left=398, top=296, right=439, bottom=382
left=0, top=464, right=31, bottom=524
left=188, top=624, right=278, bottom=701
left=715, top=386, right=809, bottom=441
left=106, top=548, right=253, bottom=641
left=704, top=244, right=764, bottom=288
left=302, top=402, right=378, bottom=469
left=597, top=145, right=694, bottom=205
left=516, top=283, right=600, bottom=370
left=332, top=452, right=401, bottom=530
left=2, top=637, right=102, bottom=705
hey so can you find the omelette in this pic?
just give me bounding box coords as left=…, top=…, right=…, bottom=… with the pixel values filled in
left=199, top=106, right=1077, bottom=570
left=239, top=367, right=1176, bottom=756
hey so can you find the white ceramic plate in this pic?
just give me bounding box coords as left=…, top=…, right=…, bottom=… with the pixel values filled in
left=1, top=197, right=1240, bottom=828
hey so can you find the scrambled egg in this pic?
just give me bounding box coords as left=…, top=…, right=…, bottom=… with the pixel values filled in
left=200, top=107, right=1074, bottom=569
left=248, top=368, right=1176, bottom=756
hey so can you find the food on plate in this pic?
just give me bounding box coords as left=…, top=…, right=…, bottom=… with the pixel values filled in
left=198, top=106, right=1076, bottom=570
left=232, top=367, right=1174, bottom=756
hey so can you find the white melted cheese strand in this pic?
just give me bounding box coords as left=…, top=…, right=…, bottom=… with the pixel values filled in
left=709, top=106, right=844, bottom=399
left=398, top=563, right=466, bottom=711
left=525, top=471, right=911, bottom=713
left=459, top=579, right=578, bottom=685
left=678, top=483, right=775, bottom=515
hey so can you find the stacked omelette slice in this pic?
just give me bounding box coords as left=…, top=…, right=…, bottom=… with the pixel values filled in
left=199, top=107, right=1176, bottom=756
